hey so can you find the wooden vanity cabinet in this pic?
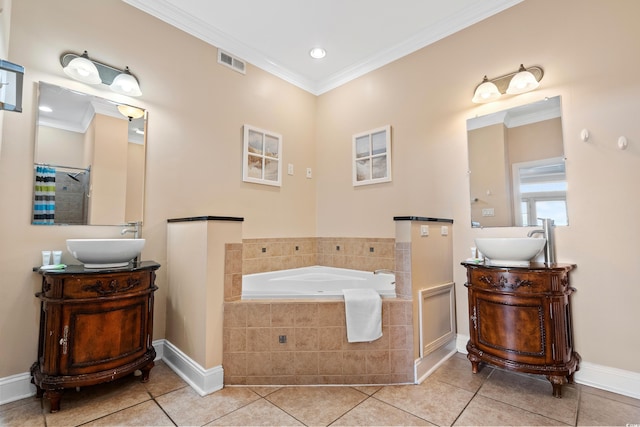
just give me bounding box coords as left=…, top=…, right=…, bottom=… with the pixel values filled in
left=31, top=261, right=160, bottom=412
left=462, top=262, right=580, bottom=397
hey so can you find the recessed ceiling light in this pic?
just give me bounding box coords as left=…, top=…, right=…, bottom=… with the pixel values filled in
left=309, top=47, right=326, bottom=59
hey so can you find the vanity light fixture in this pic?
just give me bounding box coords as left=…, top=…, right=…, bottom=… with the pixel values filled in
left=62, top=51, right=101, bottom=84
left=60, top=51, right=142, bottom=97
left=110, top=67, right=142, bottom=96
left=507, top=64, right=540, bottom=94
left=309, top=47, right=326, bottom=59
left=472, top=64, right=543, bottom=104
left=471, top=76, right=501, bottom=103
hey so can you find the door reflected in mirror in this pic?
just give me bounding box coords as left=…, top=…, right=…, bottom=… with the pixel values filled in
left=33, top=82, right=146, bottom=225
left=467, top=96, right=568, bottom=228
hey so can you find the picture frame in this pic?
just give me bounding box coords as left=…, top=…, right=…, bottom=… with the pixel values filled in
left=352, top=125, right=391, bottom=186
left=242, top=124, right=282, bottom=187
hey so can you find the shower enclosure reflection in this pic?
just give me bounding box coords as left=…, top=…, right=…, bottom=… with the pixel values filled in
left=33, top=82, right=146, bottom=225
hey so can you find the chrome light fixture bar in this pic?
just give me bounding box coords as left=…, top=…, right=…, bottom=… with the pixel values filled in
left=472, top=64, right=543, bottom=104
left=60, top=51, right=142, bottom=97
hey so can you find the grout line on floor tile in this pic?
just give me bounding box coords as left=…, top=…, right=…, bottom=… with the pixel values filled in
left=325, top=395, right=373, bottom=426
left=366, top=393, right=440, bottom=425
left=572, top=385, right=582, bottom=427
left=448, top=362, right=495, bottom=426
left=150, top=396, right=178, bottom=427
left=262, top=396, right=309, bottom=426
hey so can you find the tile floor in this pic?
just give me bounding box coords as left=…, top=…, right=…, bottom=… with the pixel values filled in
left=2, top=353, right=639, bottom=426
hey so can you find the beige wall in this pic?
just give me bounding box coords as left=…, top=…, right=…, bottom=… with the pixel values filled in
left=1, top=0, right=639, bottom=380
left=125, top=142, right=145, bottom=222
left=468, top=123, right=511, bottom=226
left=315, top=0, right=640, bottom=373
left=34, top=126, right=85, bottom=166
left=0, top=0, right=316, bottom=377
left=0, top=0, right=12, bottom=157
left=88, top=114, right=128, bottom=224
left=507, top=117, right=563, bottom=164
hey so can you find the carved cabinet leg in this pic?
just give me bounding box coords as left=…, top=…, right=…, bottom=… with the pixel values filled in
left=546, top=375, right=567, bottom=398
left=140, top=361, right=154, bottom=383
left=467, top=353, right=481, bottom=374
left=44, top=389, right=63, bottom=413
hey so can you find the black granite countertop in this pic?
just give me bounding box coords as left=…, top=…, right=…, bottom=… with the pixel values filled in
left=34, top=260, right=161, bottom=275
left=460, top=260, right=576, bottom=271
left=393, top=216, right=453, bottom=223
left=167, top=216, right=244, bottom=223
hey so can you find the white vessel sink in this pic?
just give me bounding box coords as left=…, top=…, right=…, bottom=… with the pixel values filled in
left=66, top=238, right=145, bottom=268
left=475, top=237, right=546, bottom=267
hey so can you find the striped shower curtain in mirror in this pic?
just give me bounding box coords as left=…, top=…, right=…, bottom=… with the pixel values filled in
left=33, top=165, right=56, bottom=224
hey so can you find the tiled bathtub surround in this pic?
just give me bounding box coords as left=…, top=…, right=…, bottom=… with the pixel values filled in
left=242, top=238, right=317, bottom=275
left=223, top=298, right=413, bottom=386
left=225, top=237, right=399, bottom=301
left=223, top=236, right=412, bottom=385
left=394, top=241, right=412, bottom=298
left=316, top=237, right=395, bottom=272
left=239, top=237, right=396, bottom=276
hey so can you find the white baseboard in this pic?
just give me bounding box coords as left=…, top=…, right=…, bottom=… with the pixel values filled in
left=575, top=361, right=640, bottom=399
left=3, top=338, right=637, bottom=404
left=414, top=338, right=457, bottom=383
left=0, top=340, right=223, bottom=405
left=455, top=333, right=640, bottom=399
left=0, top=372, right=36, bottom=405
left=158, top=339, right=224, bottom=396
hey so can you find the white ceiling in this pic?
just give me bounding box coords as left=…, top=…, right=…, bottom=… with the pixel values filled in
left=123, top=0, right=523, bottom=95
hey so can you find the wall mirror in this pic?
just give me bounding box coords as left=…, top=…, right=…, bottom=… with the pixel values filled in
left=467, top=96, right=568, bottom=228
left=33, top=81, right=146, bottom=225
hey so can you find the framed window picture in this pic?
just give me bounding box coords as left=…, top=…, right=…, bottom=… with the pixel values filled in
left=243, top=124, right=282, bottom=187
left=352, top=125, right=391, bottom=186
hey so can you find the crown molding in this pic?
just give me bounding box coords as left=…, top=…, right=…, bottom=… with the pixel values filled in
left=123, top=0, right=523, bottom=95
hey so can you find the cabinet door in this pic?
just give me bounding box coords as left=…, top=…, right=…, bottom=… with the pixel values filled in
left=58, top=296, right=150, bottom=375
left=471, top=289, right=551, bottom=365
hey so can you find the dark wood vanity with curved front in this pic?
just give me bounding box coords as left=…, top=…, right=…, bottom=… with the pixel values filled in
left=462, top=261, right=580, bottom=397
left=30, top=261, right=160, bottom=412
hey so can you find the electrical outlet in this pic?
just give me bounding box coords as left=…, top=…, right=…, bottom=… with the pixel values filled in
left=306, top=168, right=312, bottom=178
left=287, top=163, right=294, bottom=175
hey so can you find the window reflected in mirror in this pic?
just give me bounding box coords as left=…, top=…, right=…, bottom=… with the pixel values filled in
left=33, top=82, right=146, bottom=225
left=467, top=96, right=568, bottom=228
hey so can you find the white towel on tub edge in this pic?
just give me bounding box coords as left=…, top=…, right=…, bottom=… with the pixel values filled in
left=343, top=288, right=382, bottom=343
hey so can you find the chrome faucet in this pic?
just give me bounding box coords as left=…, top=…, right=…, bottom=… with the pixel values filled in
left=121, top=221, right=142, bottom=239
left=373, top=269, right=395, bottom=275
left=528, top=218, right=555, bottom=265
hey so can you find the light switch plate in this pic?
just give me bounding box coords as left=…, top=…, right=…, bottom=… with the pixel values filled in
left=482, top=208, right=495, bottom=217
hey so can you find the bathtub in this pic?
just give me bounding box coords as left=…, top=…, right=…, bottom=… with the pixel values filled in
left=241, top=265, right=396, bottom=299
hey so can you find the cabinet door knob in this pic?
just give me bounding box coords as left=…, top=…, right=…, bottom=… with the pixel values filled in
left=470, top=306, right=478, bottom=330
left=59, top=325, right=69, bottom=355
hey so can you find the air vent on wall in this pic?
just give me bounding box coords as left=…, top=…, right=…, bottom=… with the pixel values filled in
left=217, top=49, right=246, bottom=74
